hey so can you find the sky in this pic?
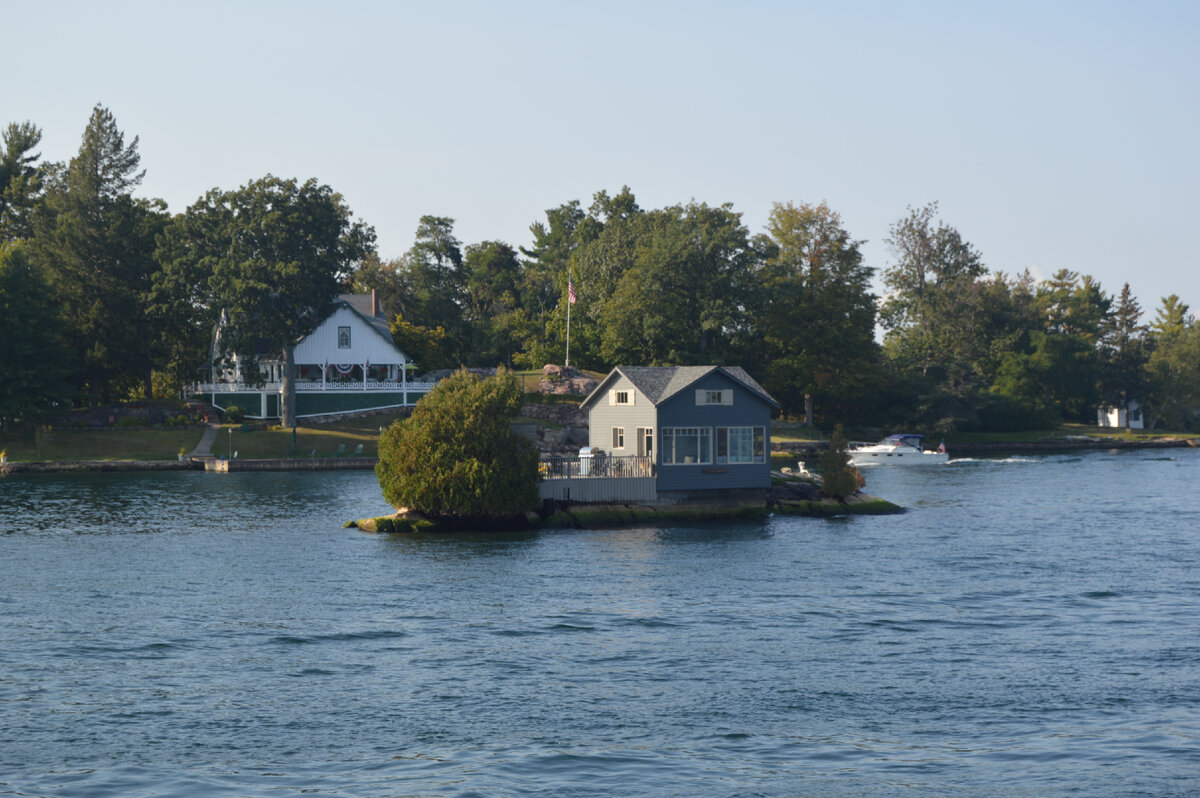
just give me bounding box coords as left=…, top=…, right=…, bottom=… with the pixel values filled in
left=6, top=0, right=1198, bottom=318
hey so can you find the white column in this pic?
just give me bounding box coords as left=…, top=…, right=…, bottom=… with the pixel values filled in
left=402, top=361, right=408, bottom=406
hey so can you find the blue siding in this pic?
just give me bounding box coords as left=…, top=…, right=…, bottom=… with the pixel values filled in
left=655, top=372, right=773, bottom=492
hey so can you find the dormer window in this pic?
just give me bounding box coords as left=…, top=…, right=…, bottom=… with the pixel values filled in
left=338, top=326, right=351, bottom=348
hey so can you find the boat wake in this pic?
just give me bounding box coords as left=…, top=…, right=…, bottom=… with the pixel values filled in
left=947, top=456, right=1039, bottom=465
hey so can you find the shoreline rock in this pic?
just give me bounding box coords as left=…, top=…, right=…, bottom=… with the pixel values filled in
left=349, top=488, right=903, bottom=533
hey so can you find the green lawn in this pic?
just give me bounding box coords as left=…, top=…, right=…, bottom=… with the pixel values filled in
left=0, top=413, right=408, bottom=462
left=771, top=422, right=825, bottom=443
left=223, top=414, right=405, bottom=459
left=0, top=428, right=207, bottom=462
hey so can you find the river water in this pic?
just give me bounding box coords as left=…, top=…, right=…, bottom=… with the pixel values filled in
left=1, top=450, right=1197, bottom=796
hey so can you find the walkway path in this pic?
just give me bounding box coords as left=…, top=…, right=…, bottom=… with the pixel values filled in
left=188, top=423, right=222, bottom=457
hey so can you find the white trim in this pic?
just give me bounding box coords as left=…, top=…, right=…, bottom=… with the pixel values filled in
left=660, top=426, right=712, bottom=465
left=610, top=389, right=633, bottom=406
left=715, top=425, right=766, bottom=464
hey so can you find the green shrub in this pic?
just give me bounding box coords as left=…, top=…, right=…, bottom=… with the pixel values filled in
left=116, top=416, right=141, bottom=428
left=224, top=405, right=245, bottom=423
left=818, top=424, right=861, bottom=499
left=376, top=368, right=539, bottom=519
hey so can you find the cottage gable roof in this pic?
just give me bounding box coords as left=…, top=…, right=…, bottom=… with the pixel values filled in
left=582, top=365, right=778, bottom=409
left=335, top=293, right=394, bottom=345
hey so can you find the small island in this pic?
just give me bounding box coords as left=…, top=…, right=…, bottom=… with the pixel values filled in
left=350, top=368, right=901, bottom=534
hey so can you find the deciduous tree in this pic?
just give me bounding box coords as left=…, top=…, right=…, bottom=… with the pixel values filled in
left=757, top=201, right=878, bottom=423
left=156, top=175, right=374, bottom=427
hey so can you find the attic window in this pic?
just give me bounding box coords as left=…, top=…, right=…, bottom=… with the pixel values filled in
left=610, top=390, right=632, bottom=406
left=338, top=326, right=351, bottom=349
left=696, top=389, right=732, bottom=406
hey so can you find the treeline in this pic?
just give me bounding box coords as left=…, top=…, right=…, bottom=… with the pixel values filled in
left=3, top=106, right=1198, bottom=433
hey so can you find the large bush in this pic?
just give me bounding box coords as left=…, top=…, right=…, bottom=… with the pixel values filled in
left=818, top=425, right=862, bottom=499
left=376, top=368, right=539, bottom=518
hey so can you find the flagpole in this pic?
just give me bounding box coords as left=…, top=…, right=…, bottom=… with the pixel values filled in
left=565, top=269, right=572, bottom=368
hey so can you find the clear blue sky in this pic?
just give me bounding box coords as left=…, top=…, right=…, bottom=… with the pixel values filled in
left=7, top=0, right=1198, bottom=317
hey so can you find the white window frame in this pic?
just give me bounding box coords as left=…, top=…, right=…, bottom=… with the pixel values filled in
left=612, top=426, right=625, bottom=449
left=337, top=326, right=351, bottom=349
left=610, top=389, right=633, bottom=406
left=661, top=426, right=712, bottom=465
left=716, top=426, right=766, bottom=464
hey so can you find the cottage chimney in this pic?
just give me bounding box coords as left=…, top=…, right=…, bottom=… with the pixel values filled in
left=371, top=289, right=379, bottom=318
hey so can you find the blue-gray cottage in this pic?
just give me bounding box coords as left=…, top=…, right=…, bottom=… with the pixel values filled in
left=580, top=365, right=780, bottom=503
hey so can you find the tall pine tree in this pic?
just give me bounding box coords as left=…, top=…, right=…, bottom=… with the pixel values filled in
left=32, top=105, right=167, bottom=402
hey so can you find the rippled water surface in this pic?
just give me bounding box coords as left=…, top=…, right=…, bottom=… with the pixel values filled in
left=2, top=452, right=1199, bottom=796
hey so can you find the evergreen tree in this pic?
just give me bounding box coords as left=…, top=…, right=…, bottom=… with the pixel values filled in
left=31, top=105, right=167, bottom=403
left=1145, top=295, right=1200, bottom=429
left=0, top=244, right=72, bottom=429
left=375, top=368, right=539, bottom=519
left=1098, top=283, right=1148, bottom=406
left=0, top=121, right=48, bottom=242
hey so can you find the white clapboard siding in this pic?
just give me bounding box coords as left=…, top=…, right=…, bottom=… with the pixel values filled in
left=538, top=477, right=657, bottom=503
left=292, top=306, right=408, bottom=366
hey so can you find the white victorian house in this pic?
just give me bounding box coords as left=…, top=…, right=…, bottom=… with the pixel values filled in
left=193, top=291, right=436, bottom=420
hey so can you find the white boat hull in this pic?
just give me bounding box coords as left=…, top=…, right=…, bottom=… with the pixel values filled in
left=850, top=450, right=949, bottom=466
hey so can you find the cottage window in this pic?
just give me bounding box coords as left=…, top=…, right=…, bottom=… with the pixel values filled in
left=613, top=390, right=631, bottom=405
left=696, top=389, right=732, bottom=405
left=716, top=426, right=766, bottom=464
left=338, top=326, right=351, bottom=349
left=661, top=427, right=711, bottom=465
left=612, top=427, right=625, bottom=449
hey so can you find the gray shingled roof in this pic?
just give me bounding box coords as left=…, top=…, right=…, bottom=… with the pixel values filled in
left=337, top=293, right=394, bottom=344
left=583, top=365, right=778, bottom=409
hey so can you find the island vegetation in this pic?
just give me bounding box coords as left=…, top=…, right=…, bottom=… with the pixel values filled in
left=3, top=106, right=1200, bottom=441
left=375, top=368, right=539, bottom=528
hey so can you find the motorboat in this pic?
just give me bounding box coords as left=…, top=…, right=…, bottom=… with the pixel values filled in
left=849, top=434, right=948, bottom=465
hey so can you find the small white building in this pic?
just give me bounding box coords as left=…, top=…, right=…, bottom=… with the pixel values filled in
left=194, top=292, right=436, bottom=419
left=1098, top=399, right=1144, bottom=430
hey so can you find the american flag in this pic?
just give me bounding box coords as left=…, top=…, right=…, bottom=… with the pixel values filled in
left=568, top=276, right=577, bottom=304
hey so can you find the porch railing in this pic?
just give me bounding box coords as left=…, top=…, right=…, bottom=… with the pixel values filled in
left=193, top=380, right=438, bottom=394
left=538, top=455, right=657, bottom=503
left=539, top=455, right=656, bottom=479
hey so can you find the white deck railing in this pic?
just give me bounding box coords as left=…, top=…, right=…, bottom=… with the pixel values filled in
left=539, top=455, right=656, bottom=479
left=538, top=455, right=657, bottom=503
left=194, top=380, right=438, bottom=394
